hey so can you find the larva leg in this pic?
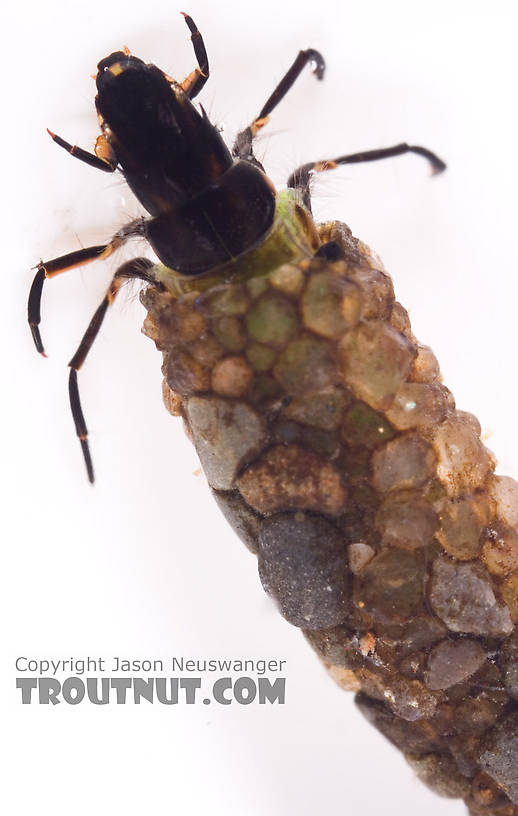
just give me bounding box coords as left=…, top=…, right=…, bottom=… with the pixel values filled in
left=180, top=14, right=210, bottom=99
left=67, top=257, right=158, bottom=484
left=46, top=128, right=118, bottom=172
left=28, top=219, right=147, bottom=355
left=288, top=143, right=447, bottom=209
left=232, top=48, right=325, bottom=165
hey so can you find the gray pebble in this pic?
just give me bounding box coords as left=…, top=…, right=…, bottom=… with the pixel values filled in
left=424, top=638, right=488, bottom=690
left=429, top=557, right=513, bottom=638
left=258, top=512, right=349, bottom=629
left=479, top=711, right=518, bottom=805
left=185, top=397, right=267, bottom=490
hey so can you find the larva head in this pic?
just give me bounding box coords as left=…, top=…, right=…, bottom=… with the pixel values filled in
left=94, top=50, right=234, bottom=214
left=94, top=48, right=278, bottom=276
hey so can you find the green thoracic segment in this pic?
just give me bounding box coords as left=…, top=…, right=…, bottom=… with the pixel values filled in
left=152, top=189, right=321, bottom=295
left=141, top=218, right=518, bottom=816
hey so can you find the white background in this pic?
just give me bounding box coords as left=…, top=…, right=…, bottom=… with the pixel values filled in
left=2, top=1, right=518, bottom=814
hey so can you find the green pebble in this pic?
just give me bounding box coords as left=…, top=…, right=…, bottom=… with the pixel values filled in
left=342, top=402, right=395, bottom=448
left=302, top=271, right=362, bottom=339
left=284, top=387, right=349, bottom=430
left=301, top=427, right=340, bottom=458
left=246, top=277, right=269, bottom=299
left=212, top=316, right=246, bottom=352
left=248, top=373, right=283, bottom=405
left=246, top=293, right=298, bottom=347
left=273, top=335, right=337, bottom=395
left=246, top=343, right=277, bottom=372
left=198, top=284, right=250, bottom=317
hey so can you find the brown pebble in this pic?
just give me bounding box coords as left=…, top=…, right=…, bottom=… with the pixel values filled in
left=211, top=356, right=254, bottom=398
left=483, top=525, right=518, bottom=576
left=161, top=379, right=182, bottom=416
left=238, top=444, right=347, bottom=515
left=165, top=350, right=210, bottom=396
left=436, top=493, right=490, bottom=561
left=433, top=414, right=493, bottom=498
left=340, top=321, right=416, bottom=411
left=410, top=345, right=441, bottom=383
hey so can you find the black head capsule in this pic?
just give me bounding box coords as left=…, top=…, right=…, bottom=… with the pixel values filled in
left=94, top=47, right=277, bottom=274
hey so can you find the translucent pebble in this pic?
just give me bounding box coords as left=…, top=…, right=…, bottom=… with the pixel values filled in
left=327, top=666, right=361, bottom=691
left=372, top=432, right=437, bottom=493
left=429, top=557, right=513, bottom=637
left=300, top=426, right=340, bottom=459
left=432, top=414, right=493, bottom=498
left=283, top=387, right=349, bottom=431
left=436, top=493, right=490, bottom=560
left=488, top=475, right=518, bottom=528
left=237, top=444, right=347, bottom=515
left=410, top=345, right=440, bottom=384
left=346, top=266, right=395, bottom=320
left=482, top=525, right=518, bottom=576
left=354, top=548, right=424, bottom=625
left=257, top=512, right=349, bottom=629
left=165, top=350, right=210, bottom=396
left=479, top=711, right=518, bottom=805
left=424, top=639, right=488, bottom=690
left=454, top=695, right=505, bottom=737
left=190, top=335, right=225, bottom=367
left=390, top=616, right=447, bottom=659
left=386, top=383, right=448, bottom=430
left=355, top=240, right=385, bottom=272
left=141, top=289, right=206, bottom=348
left=301, top=269, right=362, bottom=338
left=355, top=693, right=446, bottom=756
left=185, top=397, right=267, bottom=490
left=340, top=322, right=416, bottom=410
left=406, top=754, right=471, bottom=799
left=500, top=630, right=518, bottom=699
left=358, top=668, right=438, bottom=721
left=317, top=221, right=364, bottom=265
left=269, top=264, right=304, bottom=296
left=456, top=410, right=481, bottom=436
left=304, top=624, right=358, bottom=668
left=273, top=335, right=338, bottom=396
left=245, top=292, right=298, bottom=347
left=341, top=401, right=395, bottom=448
left=348, top=542, right=376, bottom=574
left=195, top=283, right=249, bottom=316
left=389, top=302, right=411, bottom=335
left=248, top=373, right=282, bottom=405
left=211, top=356, right=253, bottom=398
left=161, top=379, right=182, bottom=417
left=356, top=693, right=439, bottom=756
left=500, top=572, right=518, bottom=620
left=245, top=277, right=269, bottom=299
left=168, top=292, right=206, bottom=342
left=375, top=491, right=437, bottom=550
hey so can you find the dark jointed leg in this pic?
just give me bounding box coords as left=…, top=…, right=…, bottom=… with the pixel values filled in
left=288, top=143, right=447, bottom=210
left=68, top=257, right=158, bottom=483
left=47, top=129, right=118, bottom=172
left=28, top=219, right=147, bottom=355
left=232, top=48, right=325, bottom=165
left=180, top=14, right=209, bottom=99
